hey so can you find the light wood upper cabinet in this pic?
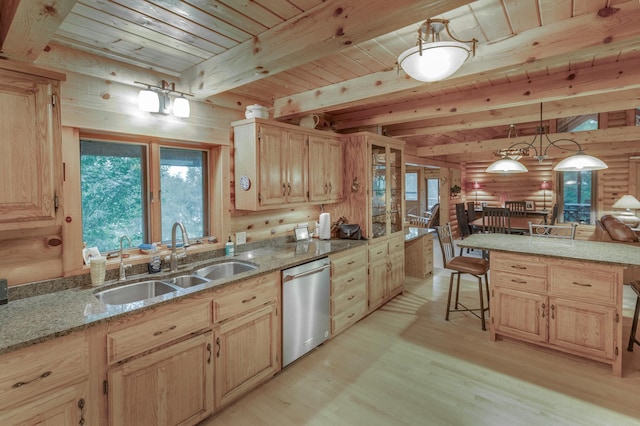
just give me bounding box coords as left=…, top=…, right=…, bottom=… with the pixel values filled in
left=309, top=135, right=343, bottom=202
left=233, top=118, right=343, bottom=211
left=0, top=65, right=64, bottom=230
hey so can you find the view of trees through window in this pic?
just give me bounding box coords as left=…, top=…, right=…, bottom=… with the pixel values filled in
left=81, top=141, right=208, bottom=252
left=405, top=172, right=418, bottom=201
left=81, top=141, right=146, bottom=252
left=160, top=148, right=206, bottom=242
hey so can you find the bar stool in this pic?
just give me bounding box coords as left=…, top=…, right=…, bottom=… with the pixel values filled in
left=627, top=281, right=640, bottom=352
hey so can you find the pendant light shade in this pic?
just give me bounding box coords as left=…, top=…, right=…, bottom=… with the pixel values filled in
left=553, top=152, right=608, bottom=171
left=398, top=18, right=477, bottom=83
left=399, top=41, right=471, bottom=82
left=485, top=158, right=528, bottom=173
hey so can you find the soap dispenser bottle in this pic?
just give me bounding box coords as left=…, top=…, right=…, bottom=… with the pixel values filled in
left=225, top=236, right=235, bottom=256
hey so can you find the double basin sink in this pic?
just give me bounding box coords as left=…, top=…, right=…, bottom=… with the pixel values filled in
left=95, top=260, right=258, bottom=306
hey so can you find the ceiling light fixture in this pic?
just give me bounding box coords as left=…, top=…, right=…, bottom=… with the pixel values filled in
left=134, top=80, right=193, bottom=118
left=486, top=104, right=608, bottom=174
left=398, top=18, right=477, bottom=82
left=486, top=124, right=528, bottom=173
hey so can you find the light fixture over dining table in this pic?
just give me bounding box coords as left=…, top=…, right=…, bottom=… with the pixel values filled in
left=398, top=18, right=477, bottom=83
left=486, top=104, right=608, bottom=174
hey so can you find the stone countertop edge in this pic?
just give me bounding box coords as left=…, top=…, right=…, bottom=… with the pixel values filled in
left=458, top=234, right=640, bottom=267
left=0, top=238, right=367, bottom=356
left=405, top=227, right=434, bottom=242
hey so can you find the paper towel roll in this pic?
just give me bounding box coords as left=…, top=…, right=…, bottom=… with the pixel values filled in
left=319, top=213, right=331, bottom=240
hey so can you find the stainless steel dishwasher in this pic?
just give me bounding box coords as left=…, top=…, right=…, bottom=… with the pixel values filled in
left=282, top=257, right=331, bottom=367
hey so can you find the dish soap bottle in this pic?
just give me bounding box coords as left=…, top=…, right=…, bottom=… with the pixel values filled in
left=225, top=236, right=235, bottom=256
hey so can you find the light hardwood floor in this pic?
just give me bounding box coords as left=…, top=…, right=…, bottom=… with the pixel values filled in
left=202, top=239, right=640, bottom=426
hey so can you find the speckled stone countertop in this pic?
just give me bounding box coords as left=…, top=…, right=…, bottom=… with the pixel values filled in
left=0, top=238, right=367, bottom=356
left=458, top=234, right=640, bottom=266
left=405, top=227, right=434, bottom=242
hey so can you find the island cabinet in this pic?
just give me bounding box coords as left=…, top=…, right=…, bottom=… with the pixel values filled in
left=330, top=245, right=368, bottom=336
left=308, top=134, right=343, bottom=203
left=0, top=62, right=65, bottom=231
left=212, top=271, right=280, bottom=409
left=105, top=296, right=214, bottom=426
left=368, top=235, right=405, bottom=312
left=490, top=251, right=622, bottom=376
left=0, top=331, right=89, bottom=425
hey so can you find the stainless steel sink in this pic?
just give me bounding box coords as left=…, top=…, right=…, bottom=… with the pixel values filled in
left=193, top=260, right=258, bottom=281
left=164, top=275, right=210, bottom=288
left=95, top=280, right=178, bottom=305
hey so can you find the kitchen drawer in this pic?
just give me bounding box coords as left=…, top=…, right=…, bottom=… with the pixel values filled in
left=107, top=298, right=211, bottom=365
left=369, top=241, right=388, bottom=263
left=332, top=299, right=367, bottom=335
left=388, top=235, right=404, bottom=253
left=213, top=271, right=279, bottom=323
left=332, top=266, right=367, bottom=295
left=492, top=271, right=547, bottom=293
left=332, top=281, right=367, bottom=314
left=492, top=252, right=547, bottom=277
left=549, top=265, right=617, bottom=304
left=331, top=246, right=367, bottom=276
left=0, top=331, right=88, bottom=410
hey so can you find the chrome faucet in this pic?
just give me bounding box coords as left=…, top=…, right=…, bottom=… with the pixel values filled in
left=119, top=235, right=132, bottom=280
left=169, top=222, right=190, bottom=272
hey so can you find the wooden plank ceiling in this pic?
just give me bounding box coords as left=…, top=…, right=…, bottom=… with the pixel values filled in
left=1, top=0, right=639, bottom=162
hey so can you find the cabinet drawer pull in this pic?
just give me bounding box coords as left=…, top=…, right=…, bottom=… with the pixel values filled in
left=287, top=183, right=292, bottom=196
left=12, top=371, right=52, bottom=388
left=347, top=295, right=355, bottom=301
left=347, top=260, right=355, bottom=265
left=347, top=277, right=355, bottom=283
left=571, top=281, right=592, bottom=287
left=511, top=279, right=527, bottom=284
left=242, top=295, right=257, bottom=303
left=541, top=303, right=546, bottom=318
left=347, top=313, right=355, bottom=318
left=282, top=183, right=287, bottom=196
left=551, top=304, right=555, bottom=319
left=510, top=265, right=527, bottom=270
left=153, top=325, right=177, bottom=336
left=207, top=343, right=212, bottom=364
left=216, top=337, right=221, bottom=358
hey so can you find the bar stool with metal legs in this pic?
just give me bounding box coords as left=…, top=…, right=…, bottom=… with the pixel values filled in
left=627, top=281, right=640, bottom=351
left=436, top=223, right=490, bottom=330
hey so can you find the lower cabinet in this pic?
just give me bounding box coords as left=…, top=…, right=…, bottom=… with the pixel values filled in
left=330, top=245, right=368, bottom=336
left=368, top=235, right=405, bottom=312
left=0, top=331, right=90, bottom=425
left=490, top=251, right=622, bottom=375
left=108, top=331, right=214, bottom=426
left=212, top=271, right=281, bottom=409
left=214, top=303, right=279, bottom=408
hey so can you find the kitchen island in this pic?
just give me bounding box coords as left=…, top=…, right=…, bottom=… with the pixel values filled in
left=458, top=234, right=640, bottom=377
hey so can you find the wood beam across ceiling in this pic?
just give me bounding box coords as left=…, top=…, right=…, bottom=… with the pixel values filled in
left=272, top=0, right=640, bottom=119
left=335, top=55, right=640, bottom=131
left=181, top=0, right=474, bottom=98
left=383, top=88, right=640, bottom=138
left=417, top=126, right=640, bottom=157
left=0, top=0, right=77, bottom=62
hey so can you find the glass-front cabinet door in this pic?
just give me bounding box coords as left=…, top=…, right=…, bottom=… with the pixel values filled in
left=370, top=142, right=404, bottom=239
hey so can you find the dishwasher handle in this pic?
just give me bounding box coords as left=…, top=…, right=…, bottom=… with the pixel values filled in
left=283, top=264, right=330, bottom=282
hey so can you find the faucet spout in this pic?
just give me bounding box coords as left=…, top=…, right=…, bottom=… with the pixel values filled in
left=170, top=222, right=190, bottom=272
left=119, top=235, right=132, bottom=281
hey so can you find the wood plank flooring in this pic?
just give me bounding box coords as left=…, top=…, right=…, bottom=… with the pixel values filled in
left=201, top=239, right=640, bottom=425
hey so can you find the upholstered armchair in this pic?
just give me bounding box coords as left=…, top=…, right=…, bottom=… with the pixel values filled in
left=595, top=215, right=640, bottom=245
left=595, top=215, right=640, bottom=283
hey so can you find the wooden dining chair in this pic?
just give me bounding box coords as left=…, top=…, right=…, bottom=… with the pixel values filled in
left=505, top=200, right=527, bottom=218
left=435, top=223, right=490, bottom=330
left=528, top=222, right=577, bottom=239
left=481, top=207, right=511, bottom=234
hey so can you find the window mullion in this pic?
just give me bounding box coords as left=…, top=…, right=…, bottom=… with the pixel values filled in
left=148, top=143, right=162, bottom=243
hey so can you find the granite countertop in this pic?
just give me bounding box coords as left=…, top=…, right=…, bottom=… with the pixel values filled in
left=0, top=238, right=367, bottom=356
left=458, top=234, right=640, bottom=266
left=405, top=227, right=434, bottom=242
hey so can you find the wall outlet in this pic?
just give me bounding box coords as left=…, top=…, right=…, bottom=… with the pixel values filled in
left=235, top=231, right=247, bottom=245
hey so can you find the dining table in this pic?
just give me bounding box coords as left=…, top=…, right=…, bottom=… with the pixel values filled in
left=470, top=216, right=544, bottom=233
